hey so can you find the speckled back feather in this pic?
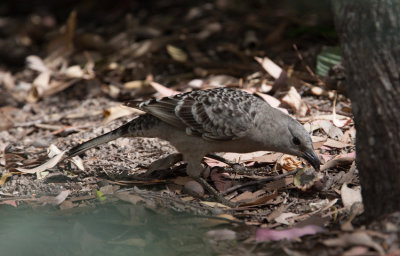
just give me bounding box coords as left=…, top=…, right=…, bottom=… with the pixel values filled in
left=126, top=88, right=268, bottom=141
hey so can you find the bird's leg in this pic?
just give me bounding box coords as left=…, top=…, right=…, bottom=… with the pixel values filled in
left=193, top=176, right=237, bottom=207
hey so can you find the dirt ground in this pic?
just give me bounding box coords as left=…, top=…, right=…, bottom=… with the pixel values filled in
left=0, top=1, right=399, bottom=255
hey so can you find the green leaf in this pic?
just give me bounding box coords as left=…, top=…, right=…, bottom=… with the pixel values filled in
left=96, top=190, right=107, bottom=202
left=316, top=46, right=342, bottom=77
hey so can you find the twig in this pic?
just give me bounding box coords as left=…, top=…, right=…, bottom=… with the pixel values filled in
left=292, top=44, right=327, bottom=88
left=222, top=169, right=298, bottom=195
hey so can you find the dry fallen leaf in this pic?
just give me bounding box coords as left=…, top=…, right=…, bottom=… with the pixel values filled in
left=0, top=172, right=12, bottom=186
left=41, top=79, right=79, bottom=98
left=298, top=114, right=351, bottom=123
left=222, top=151, right=271, bottom=163
left=150, top=81, right=180, bottom=97
left=26, top=55, right=50, bottom=73
left=274, top=212, right=299, bottom=225
left=200, top=201, right=230, bottom=208
left=37, top=190, right=70, bottom=205
left=16, top=151, right=66, bottom=174
left=255, top=56, right=283, bottom=79
left=255, top=92, right=289, bottom=114
left=323, top=232, right=384, bottom=255
left=210, top=168, right=232, bottom=192
left=0, top=71, right=15, bottom=90
left=341, top=183, right=362, bottom=211
left=166, top=44, right=188, bottom=62
left=27, top=72, right=51, bottom=102
left=303, top=122, right=321, bottom=133
left=124, top=80, right=148, bottom=90
left=324, top=138, right=352, bottom=148
left=341, top=126, right=356, bottom=144
left=237, top=191, right=278, bottom=207
left=205, top=75, right=239, bottom=87
left=250, top=152, right=283, bottom=163
left=281, top=86, right=309, bottom=116
left=321, top=154, right=355, bottom=171
left=332, top=93, right=352, bottom=128
left=311, top=136, right=326, bottom=143
left=203, top=157, right=228, bottom=167
left=65, top=65, right=84, bottom=78
left=102, top=105, right=144, bottom=124
left=254, top=92, right=281, bottom=108
left=316, top=120, right=344, bottom=140
left=46, top=144, right=84, bottom=171
left=231, top=190, right=265, bottom=203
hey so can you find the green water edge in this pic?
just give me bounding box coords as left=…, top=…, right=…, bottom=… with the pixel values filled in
left=0, top=202, right=219, bottom=256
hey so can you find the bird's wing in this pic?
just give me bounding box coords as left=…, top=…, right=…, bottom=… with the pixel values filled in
left=131, top=88, right=263, bottom=141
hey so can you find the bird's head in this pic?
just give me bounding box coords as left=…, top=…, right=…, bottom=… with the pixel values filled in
left=285, top=118, right=320, bottom=171
left=256, top=113, right=320, bottom=171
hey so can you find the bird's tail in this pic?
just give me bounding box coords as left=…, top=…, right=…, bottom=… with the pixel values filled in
left=66, top=121, right=132, bottom=158
left=66, top=114, right=161, bottom=158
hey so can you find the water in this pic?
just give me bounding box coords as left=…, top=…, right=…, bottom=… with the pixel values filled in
left=0, top=203, right=213, bottom=256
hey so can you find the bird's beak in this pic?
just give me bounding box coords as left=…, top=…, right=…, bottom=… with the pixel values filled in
left=302, top=151, right=320, bottom=171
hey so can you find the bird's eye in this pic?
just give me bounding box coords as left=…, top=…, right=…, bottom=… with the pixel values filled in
left=292, top=137, right=301, bottom=145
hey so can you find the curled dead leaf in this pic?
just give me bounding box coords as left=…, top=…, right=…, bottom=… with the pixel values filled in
left=16, top=151, right=66, bottom=174
left=341, top=183, right=362, bottom=211
left=281, top=86, right=309, bottom=116
left=280, top=155, right=302, bottom=171
left=0, top=172, right=12, bottom=186
left=102, top=105, right=144, bottom=124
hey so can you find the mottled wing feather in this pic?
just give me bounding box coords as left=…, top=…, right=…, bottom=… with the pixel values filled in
left=126, top=97, right=185, bottom=129
left=138, top=97, right=184, bottom=128
left=136, top=88, right=263, bottom=141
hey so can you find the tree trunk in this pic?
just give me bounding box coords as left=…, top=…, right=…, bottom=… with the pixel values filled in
left=332, top=0, right=400, bottom=220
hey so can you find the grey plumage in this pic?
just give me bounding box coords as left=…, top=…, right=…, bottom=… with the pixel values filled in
left=67, top=88, right=320, bottom=180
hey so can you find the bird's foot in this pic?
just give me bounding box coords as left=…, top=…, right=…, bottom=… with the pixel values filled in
left=193, top=176, right=237, bottom=208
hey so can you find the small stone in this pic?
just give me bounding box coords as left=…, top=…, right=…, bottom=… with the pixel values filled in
left=183, top=180, right=204, bottom=198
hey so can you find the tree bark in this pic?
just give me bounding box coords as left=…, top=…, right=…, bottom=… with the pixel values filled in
left=332, top=0, right=400, bottom=220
